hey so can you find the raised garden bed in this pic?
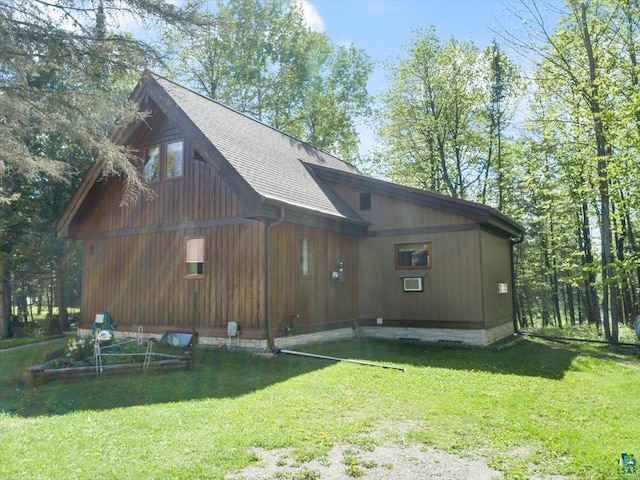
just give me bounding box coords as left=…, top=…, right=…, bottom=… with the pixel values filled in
left=19, top=331, right=195, bottom=386
left=20, top=358, right=189, bottom=386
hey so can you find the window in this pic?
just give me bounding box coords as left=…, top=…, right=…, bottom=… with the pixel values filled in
left=144, top=145, right=160, bottom=182
left=359, top=192, right=371, bottom=211
left=166, top=140, right=184, bottom=178
left=300, top=238, right=311, bottom=276
left=395, top=242, right=431, bottom=269
left=186, top=237, right=204, bottom=277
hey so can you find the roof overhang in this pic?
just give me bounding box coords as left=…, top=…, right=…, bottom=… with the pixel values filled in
left=308, top=164, right=524, bottom=239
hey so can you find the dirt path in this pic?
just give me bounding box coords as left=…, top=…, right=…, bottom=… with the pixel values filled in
left=226, top=441, right=573, bottom=480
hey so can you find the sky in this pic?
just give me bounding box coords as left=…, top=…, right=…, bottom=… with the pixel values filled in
left=292, top=0, right=536, bottom=155
left=298, top=0, right=517, bottom=88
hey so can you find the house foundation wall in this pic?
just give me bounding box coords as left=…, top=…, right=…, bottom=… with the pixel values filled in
left=79, top=321, right=514, bottom=350
left=357, top=321, right=514, bottom=346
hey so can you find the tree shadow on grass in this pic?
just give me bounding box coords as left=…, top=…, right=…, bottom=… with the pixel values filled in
left=298, top=336, right=579, bottom=380
left=1, top=337, right=578, bottom=418
left=0, top=347, right=333, bottom=418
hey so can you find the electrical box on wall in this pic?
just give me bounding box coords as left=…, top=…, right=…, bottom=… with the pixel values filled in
left=403, top=277, right=423, bottom=292
left=227, top=321, right=239, bottom=337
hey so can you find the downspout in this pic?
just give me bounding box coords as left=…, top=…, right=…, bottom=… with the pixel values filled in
left=510, top=233, right=525, bottom=334
left=265, top=207, right=285, bottom=353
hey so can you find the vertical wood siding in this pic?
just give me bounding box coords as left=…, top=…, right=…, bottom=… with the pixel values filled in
left=480, top=231, right=514, bottom=326
left=329, top=183, right=487, bottom=325
left=78, top=111, right=265, bottom=334
left=357, top=231, right=483, bottom=324
left=269, top=223, right=358, bottom=337
left=82, top=222, right=265, bottom=333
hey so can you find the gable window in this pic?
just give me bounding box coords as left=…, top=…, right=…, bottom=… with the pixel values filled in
left=359, top=192, right=371, bottom=211
left=186, top=237, right=204, bottom=277
left=300, top=238, right=311, bottom=276
left=144, top=145, right=160, bottom=182
left=166, top=140, right=184, bottom=179
left=395, top=242, right=431, bottom=269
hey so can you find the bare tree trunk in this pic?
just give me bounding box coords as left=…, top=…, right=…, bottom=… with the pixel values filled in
left=576, top=3, right=616, bottom=340
left=0, top=259, right=10, bottom=337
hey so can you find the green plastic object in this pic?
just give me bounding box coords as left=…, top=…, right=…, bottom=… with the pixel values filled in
left=91, top=312, right=112, bottom=333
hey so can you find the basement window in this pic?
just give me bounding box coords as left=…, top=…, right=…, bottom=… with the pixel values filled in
left=186, top=237, right=204, bottom=277
left=395, top=242, right=431, bottom=269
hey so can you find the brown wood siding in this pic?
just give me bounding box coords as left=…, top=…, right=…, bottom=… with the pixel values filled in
left=269, top=223, right=358, bottom=338
left=329, top=184, right=476, bottom=231
left=480, top=230, right=514, bottom=326
left=79, top=116, right=241, bottom=236
left=81, top=221, right=265, bottom=334
left=331, top=182, right=490, bottom=326
left=357, top=228, right=483, bottom=325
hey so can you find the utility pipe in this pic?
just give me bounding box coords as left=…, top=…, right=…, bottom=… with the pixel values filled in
left=281, top=349, right=407, bottom=372
left=265, top=207, right=286, bottom=352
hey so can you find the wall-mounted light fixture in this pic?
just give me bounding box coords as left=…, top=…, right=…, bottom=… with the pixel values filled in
left=331, top=261, right=344, bottom=282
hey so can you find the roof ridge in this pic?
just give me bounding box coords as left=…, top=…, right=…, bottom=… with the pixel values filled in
left=146, top=69, right=358, bottom=172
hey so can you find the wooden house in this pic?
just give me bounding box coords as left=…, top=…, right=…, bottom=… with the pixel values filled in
left=57, top=71, right=524, bottom=349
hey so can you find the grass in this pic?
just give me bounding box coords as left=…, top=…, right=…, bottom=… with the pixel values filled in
left=0, top=336, right=638, bottom=479
left=0, top=334, right=66, bottom=350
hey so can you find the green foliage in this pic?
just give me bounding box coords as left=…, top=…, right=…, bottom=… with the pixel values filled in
left=159, top=0, right=372, bottom=162
left=375, top=27, right=521, bottom=203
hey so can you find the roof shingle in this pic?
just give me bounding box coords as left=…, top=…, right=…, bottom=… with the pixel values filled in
left=153, top=73, right=364, bottom=223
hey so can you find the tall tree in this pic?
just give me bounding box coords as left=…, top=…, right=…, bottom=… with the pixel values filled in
left=503, top=0, right=640, bottom=340
left=0, top=0, right=205, bottom=337
left=159, top=0, right=372, bottom=163
left=480, top=41, right=520, bottom=210
left=375, top=27, right=520, bottom=203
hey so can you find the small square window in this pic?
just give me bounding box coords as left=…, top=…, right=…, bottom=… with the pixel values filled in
left=166, top=140, right=184, bottom=178
left=186, top=237, right=204, bottom=278
left=395, top=242, right=431, bottom=269
left=359, top=192, right=371, bottom=211
left=144, top=145, right=160, bottom=182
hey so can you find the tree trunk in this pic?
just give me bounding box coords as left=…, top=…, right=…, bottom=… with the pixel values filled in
left=580, top=3, right=616, bottom=341
left=579, top=202, right=601, bottom=327
left=55, top=248, right=71, bottom=332
left=0, top=259, right=10, bottom=338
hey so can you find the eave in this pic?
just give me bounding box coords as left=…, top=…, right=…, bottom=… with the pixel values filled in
left=308, top=164, right=524, bottom=239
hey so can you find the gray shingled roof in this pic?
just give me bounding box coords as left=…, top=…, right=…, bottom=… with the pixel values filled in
left=152, top=73, right=365, bottom=223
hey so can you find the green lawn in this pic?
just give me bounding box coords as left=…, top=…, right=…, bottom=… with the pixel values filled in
left=0, top=336, right=638, bottom=479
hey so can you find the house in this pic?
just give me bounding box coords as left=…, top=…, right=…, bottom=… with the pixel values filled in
left=57, top=71, right=524, bottom=350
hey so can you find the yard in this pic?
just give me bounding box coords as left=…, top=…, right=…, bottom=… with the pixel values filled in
left=0, top=333, right=638, bottom=479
